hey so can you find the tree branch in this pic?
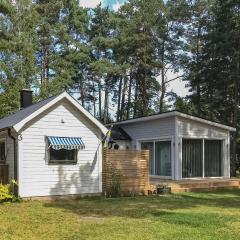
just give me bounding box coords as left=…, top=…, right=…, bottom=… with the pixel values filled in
left=165, top=75, right=184, bottom=84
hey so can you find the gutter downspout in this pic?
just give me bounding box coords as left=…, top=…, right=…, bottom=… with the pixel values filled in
left=8, top=128, right=18, bottom=197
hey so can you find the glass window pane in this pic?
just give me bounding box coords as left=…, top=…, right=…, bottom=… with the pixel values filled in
left=141, top=142, right=154, bottom=175
left=50, top=148, right=76, bottom=163
left=155, top=141, right=171, bottom=176
left=0, top=142, right=5, bottom=161
left=182, top=139, right=203, bottom=178
left=204, top=140, right=222, bottom=177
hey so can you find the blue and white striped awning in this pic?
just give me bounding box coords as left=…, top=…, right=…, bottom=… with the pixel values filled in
left=48, top=136, right=85, bottom=150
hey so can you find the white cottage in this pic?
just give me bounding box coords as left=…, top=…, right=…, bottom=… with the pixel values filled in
left=108, top=112, right=236, bottom=181
left=0, top=90, right=107, bottom=198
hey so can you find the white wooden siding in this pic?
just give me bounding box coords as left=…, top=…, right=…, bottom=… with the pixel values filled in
left=18, top=100, right=102, bottom=197
left=120, top=117, right=175, bottom=149
left=178, top=117, right=228, bottom=138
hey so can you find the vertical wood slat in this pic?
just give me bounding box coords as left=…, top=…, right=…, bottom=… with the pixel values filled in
left=103, top=149, right=149, bottom=195
left=0, top=164, right=9, bottom=184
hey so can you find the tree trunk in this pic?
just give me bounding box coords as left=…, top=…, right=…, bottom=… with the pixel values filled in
left=231, top=53, right=239, bottom=176
left=98, top=80, right=102, bottom=120
left=127, top=73, right=133, bottom=119
left=92, top=82, right=96, bottom=117
left=103, top=84, right=109, bottom=124
left=133, top=80, right=138, bottom=117
left=160, top=41, right=165, bottom=113
left=196, top=25, right=202, bottom=115
left=159, top=66, right=165, bottom=113
left=120, top=77, right=127, bottom=121
left=117, top=77, right=123, bottom=121
left=79, top=77, right=85, bottom=108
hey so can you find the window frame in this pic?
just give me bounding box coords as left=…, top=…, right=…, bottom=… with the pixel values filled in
left=46, top=137, right=78, bottom=165
left=139, top=137, right=173, bottom=178
left=0, top=139, right=6, bottom=164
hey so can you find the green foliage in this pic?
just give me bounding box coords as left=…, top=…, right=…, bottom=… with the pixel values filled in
left=0, top=180, right=19, bottom=203
left=183, top=0, right=240, bottom=174
left=0, top=0, right=239, bottom=171
left=107, top=166, right=123, bottom=198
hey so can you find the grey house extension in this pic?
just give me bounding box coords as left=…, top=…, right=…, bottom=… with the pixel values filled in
left=107, top=112, right=236, bottom=181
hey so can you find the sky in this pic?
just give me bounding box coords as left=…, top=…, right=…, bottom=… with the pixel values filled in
left=79, top=0, right=189, bottom=98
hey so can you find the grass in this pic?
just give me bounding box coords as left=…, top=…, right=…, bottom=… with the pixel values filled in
left=0, top=189, right=240, bottom=240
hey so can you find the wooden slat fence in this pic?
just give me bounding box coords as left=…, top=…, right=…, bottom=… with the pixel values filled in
left=103, top=149, right=149, bottom=195
left=0, top=164, right=9, bottom=184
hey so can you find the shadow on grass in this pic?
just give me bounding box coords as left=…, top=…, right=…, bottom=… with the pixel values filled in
left=43, top=189, right=240, bottom=222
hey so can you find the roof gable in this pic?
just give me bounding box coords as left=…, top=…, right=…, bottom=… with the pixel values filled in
left=0, top=92, right=107, bottom=135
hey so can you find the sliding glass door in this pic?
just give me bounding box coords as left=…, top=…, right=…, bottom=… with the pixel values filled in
left=141, top=140, right=171, bottom=177
left=141, top=142, right=154, bottom=175
left=182, top=139, right=203, bottom=178
left=205, top=140, right=222, bottom=177
left=155, top=141, right=171, bottom=176
left=182, top=139, right=223, bottom=178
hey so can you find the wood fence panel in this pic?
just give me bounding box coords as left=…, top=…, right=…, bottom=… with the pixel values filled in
left=103, top=149, right=149, bottom=195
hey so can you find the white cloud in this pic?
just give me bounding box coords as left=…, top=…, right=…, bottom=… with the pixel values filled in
left=79, top=0, right=101, bottom=8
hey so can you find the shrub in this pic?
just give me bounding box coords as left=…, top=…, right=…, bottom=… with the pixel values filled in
left=0, top=180, right=19, bottom=203
left=106, top=166, right=123, bottom=198
left=110, top=169, right=122, bottom=197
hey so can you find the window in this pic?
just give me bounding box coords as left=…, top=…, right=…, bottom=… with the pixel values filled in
left=205, top=140, right=222, bottom=177
left=49, top=148, right=77, bottom=164
left=141, top=142, right=154, bottom=175
left=182, top=139, right=203, bottom=178
left=0, top=141, right=6, bottom=163
left=182, top=139, right=223, bottom=178
left=141, top=140, right=171, bottom=177
left=155, top=141, right=171, bottom=176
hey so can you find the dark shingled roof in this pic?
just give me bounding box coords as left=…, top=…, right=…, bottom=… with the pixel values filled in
left=0, top=95, right=58, bottom=130
left=110, top=126, right=132, bottom=141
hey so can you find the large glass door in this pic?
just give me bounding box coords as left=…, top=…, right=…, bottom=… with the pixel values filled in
left=204, top=140, right=222, bottom=177
left=182, top=138, right=223, bottom=178
left=155, top=141, right=171, bottom=176
left=141, top=142, right=154, bottom=175
left=182, top=139, right=203, bottom=178
left=141, top=140, right=172, bottom=177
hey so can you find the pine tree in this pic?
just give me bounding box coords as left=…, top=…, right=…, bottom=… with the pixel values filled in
left=0, top=0, right=38, bottom=117
left=185, top=0, right=240, bottom=174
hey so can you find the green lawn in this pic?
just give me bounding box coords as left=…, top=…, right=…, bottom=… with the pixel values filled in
left=0, top=190, right=240, bottom=240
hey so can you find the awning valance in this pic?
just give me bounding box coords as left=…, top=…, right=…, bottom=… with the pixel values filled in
left=47, top=136, right=85, bottom=150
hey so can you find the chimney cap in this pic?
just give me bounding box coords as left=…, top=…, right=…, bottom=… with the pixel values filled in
left=20, top=89, right=33, bottom=92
